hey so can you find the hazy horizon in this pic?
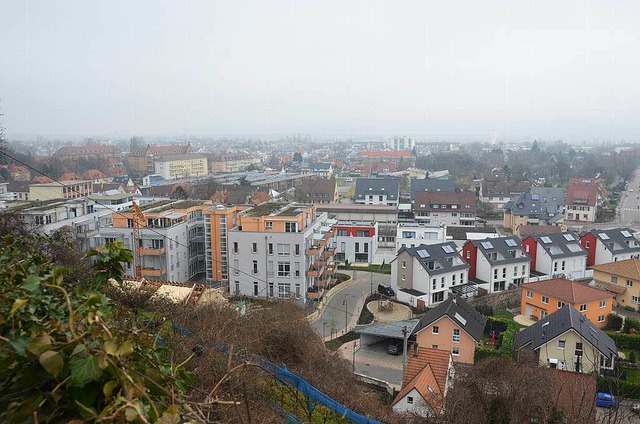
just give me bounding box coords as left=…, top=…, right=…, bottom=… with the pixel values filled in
left=2, top=1, right=640, bottom=142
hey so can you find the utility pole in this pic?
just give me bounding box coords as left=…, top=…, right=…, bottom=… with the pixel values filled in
left=402, top=325, right=408, bottom=379
left=322, top=321, right=327, bottom=339
left=369, top=262, right=373, bottom=295
left=352, top=340, right=358, bottom=372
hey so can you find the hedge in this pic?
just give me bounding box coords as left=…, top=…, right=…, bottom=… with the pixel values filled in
left=606, top=332, right=640, bottom=350
left=597, top=376, right=640, bottom=399
left=607, top=313, right=623, bottom=332
left=624, top=317, right=640, bottom=334
left=474, top=346, right=510, bottom=362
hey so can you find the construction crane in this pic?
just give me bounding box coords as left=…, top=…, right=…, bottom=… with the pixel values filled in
left=131, top=201, right=146, bottom=279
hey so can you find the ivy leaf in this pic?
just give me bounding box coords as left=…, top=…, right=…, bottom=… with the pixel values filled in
left=103, top=380, right=118, bottom=398
left=27, top=334, right=53, bottom=356
left=9, top=299, right=28, bottom=317
left=157, top=405, right=181, bottom=424
left=104, top=339, right=118, bottom=356
left=22, top=275, right=41, bottom=292
left=117, top=340, right=133, bottom=357
left=69, top=356, right=101, bottom=387
left=124, top=407, right=138, bottom=422
left=9, top=336, right=30, bottom=357
left=39, top=350, right=64, bottom=378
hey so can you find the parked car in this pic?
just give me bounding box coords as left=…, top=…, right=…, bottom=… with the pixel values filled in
left=387, top=341, right=403, bottom=355
left=378, top=284, right=395, bottom=297
left=595, top=392, right=618, bottom=409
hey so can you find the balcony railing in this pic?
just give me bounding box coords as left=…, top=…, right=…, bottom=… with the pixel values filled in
left=140, top=247, right=166, bottom=255
left=141, top=267, right=167, bottom=277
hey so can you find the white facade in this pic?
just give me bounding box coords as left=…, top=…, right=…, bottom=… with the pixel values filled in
left=415, top=211, right=476, bottom=227
left=355, top=193, right=399, bottom=207
left=593, top=240, right=640, bottom=265
left=392, top=388, right=434, bottom=417
left=396, top=223, right=446, bottom=251
left=535, top=244, right=586, bottom=279
left=474, top=252, right=530, bottom=293
left=227, top=213, right=331, bottom=301
left=565, top=205, right=596, bottom=223
left=389, top=137, right=416, bottom=152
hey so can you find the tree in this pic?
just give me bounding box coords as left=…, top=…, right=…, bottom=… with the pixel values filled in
left=293, top=152, right=303, bottom=163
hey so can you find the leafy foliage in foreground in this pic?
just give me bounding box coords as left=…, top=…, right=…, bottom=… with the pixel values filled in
left=0, top=236, right=193, bottom=423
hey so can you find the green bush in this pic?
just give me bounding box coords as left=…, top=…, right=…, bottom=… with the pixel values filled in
left=624, top=317, right=640, bottom=334
left=607, top=313, right=623, bottom=331
left=625, top=306, right=637, bottom=312
left=597, top=376, right=640, bottom=399
left=474, top=346, right=510, bottom=362
left=607, top=332, right=640, bottom=350
left=630, top=351, right=637, bottom=363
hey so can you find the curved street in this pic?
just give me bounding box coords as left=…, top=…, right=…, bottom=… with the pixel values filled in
left=310, top=269, right=392, bottom=340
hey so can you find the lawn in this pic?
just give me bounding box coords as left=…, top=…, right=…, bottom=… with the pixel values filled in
left=626, top=369, right=640, bottom=384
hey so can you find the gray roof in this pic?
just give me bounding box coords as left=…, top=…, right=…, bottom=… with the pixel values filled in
left=469, top=236, right=531, bottom=266
left=355, top=178, right=399, bottom=200
left=503, top=192, right=563, bottom=221
left=529, top=232, right=587, bottom=259
left=411, top=295, right=486, bottom=342
left=398, top=242, right=470, bottom=276
left=356, top=319, right=420, bottom=339
left=410, top=178, right=455, bottom=199
left=582, top=228, right=640, bottom=255
left=514, top=305, right=617, bottom=358
left=531, top=187, right=565, bottom=206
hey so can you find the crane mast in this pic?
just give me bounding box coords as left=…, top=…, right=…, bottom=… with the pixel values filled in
left=131, top=201, right=146, bottom=279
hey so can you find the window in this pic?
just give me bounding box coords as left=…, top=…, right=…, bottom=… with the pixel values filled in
left=432, top=326, right=439, bottom=334
left=542, top=296, right=549, bottom=304
left=522, top=265, right=526, bottom=275
left=611, top=276, right=618, bottom=284
left=233, top=259, right=240, bottom=275
left=579, top=304, right=587, bottom=312
left=295, top=244, right=300, bottom=255
left=278, top=262, right=291, bottom=277
left=355, top=243, right=360, bottom=253
left=452, top=347, right=460, bottom=356
left=493, top=281, right=505, bottom=292
left=494, top=269, right=498, bottom=280
left=337, top=229, right=347, bottom=236
left=526, top=290, right=533, bottom=299
left=553, top=262, right=558, bottom=272
left=401, top=273, right=406, bottom=281
left=441, top=277, right=445, bottom=288
left=277, top=243, right=290, bottom=255
left=633, top=296, right=640, bottom=304
left=295, top=262, right=300, bottom=277
left=233, top=242, right=239, bottom=254
left=407, top=396, right=414, bottom=405
left=561, top=260, right=566, bottom=271
left=234, top=281, right=240, bottom=295
left=265, top=221, right=273, bottom=229
left=268, top=243, right=274, bottom=255
left=627, top=280, right=633, bottom=287
left=432, top=279, right=436, bottom=290
left=431, top=345, right=438, bottom=349
left=252, top=260, right=258, bottom=274
left=541, top=310, right=548, bottom=318
left=253, top=282, right=259, bottom=296
left=599, top=300, right=606, bottom=308
left=357, top=230, right=369, bottom=237
left=557, top=301, right=565, bottom=308
left=466, top=250, right=471, bottom=259
left=402, top=260, right=406, bottom=269
left=558, top=340, right=565, bottom=350
left=453, top=329, right=460, bottom=343
left=600, top=355, right=613, bottom=369
left=513, top=266, right=518, bottom=276
left=598, top=315, right=605, bottom=323
left=285, top=222, right=297, bottom=233
left=252, top=242, right=258, bottom=253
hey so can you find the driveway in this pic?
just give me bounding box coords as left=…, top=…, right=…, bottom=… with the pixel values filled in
left=338, top=338, right=403, bottom=388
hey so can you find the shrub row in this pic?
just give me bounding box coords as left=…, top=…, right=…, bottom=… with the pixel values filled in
left=624, top=317, right=640, bottom=334
left=474, top=346, right=510, bottom=362
left=597, top=376, right=640, bottom=399
left=606, top=313, right=623, bottom=332
left=607, top=332, right=640, bottom=350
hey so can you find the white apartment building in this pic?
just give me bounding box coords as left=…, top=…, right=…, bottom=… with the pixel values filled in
left=154, top=154, right=208, bottom=180
left=333, top=221, right=378, bottom=264
left=396, top=222, right=447, bottom=251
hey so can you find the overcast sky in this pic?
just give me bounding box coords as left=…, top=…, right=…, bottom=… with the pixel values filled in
left=1, top=1, right=639, bottom=142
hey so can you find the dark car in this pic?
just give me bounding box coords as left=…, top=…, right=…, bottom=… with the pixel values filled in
left=387, top=341, right=403, bottom=355
left=378, top=284, right=395, bottom=297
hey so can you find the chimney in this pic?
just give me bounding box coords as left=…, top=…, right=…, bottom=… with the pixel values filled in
left=413, top=342, right=419, bottom=358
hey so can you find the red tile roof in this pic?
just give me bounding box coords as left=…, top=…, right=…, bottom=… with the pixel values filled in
left=522, top=278, right=612, bottom=304
left=591, top=258, right=640, bottom=281
left=566, top=179, right=598, bottom=206
left=357, top=150, right=413, bottom=158
left=395, top=347, right=452, bottom=413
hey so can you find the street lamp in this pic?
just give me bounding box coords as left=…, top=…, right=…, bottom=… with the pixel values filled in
left=323, top=320, right=327, bottom=339
left=342, top=297, right=348, bottom=333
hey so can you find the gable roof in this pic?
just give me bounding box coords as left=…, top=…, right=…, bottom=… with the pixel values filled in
left=354, top=178, right=399, bottom=199
left=517, top=225, right=563, bottom=237
left=468, top=236, right=530, bottom=266
left=398, top=242, right=470, bottom=277
left=503, top=192, right=563, bottom=220
left=394, top=347, right=452, bottom=413
left=410, top=178, right=455, bottom=199
left=412, top=295, right=486, bottom=341
left=566, top=179, right=598, bottom=206
left=301, top=177, right=336, bottom=196
left=528, top=232, right=587, bottom=259
left=522, top=278, right=613, bottom=304
left=581, top=228, right=640, bottom=254
left=530, top=186, right=565, bottom=205
left=413, top=191, right=476, bottom=213
left=514, top=305, right=617, bottom=357
left=590, top=258, right=640, bottom=281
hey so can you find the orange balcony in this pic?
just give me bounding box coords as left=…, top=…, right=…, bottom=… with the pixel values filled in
left=141, top=268, right=167, bottom=277
left=322, top=248, right=335, bottom=259
left=308, top=269, right=319, bottom=278
left=307, top=287, right=323, bottom=299
left=140, top=247, right=165, bottom=255
left=307, top=247, right=320, bottom=255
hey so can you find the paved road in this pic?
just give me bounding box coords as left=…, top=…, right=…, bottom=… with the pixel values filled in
left=310, top=270, right=392, bottom=339
left=596, top=399, right=640, bottom=423
left=616, top=169, right=640, bottom=230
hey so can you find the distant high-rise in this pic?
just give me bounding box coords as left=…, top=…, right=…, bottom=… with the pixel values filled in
left=389, top=136, right=415, bottom=151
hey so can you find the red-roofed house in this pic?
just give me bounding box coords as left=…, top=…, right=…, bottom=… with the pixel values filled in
left=392, top=347, right=454, bottom=417
left=521, top=278, right=613, bottom=327
left=81, top=169, right=107, bottom=182
left=356, top=150, right=415, bottom=170
left=7, top=164, right=31, bottom=181
left=565, top=178, right=599, bottom=223
left=59, top=172, right=80, bottom=181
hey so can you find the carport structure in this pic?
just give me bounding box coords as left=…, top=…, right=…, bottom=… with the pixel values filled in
left=356, top=318, right=420, bottom=347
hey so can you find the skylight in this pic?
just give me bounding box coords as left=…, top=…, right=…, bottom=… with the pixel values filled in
left=505, top=239, right=517, bottom=247
left=441, top=245, right=455, bottom=254
left=454, top=313, right=467, bottom=326
left=563, top=234, right=575, bottom=241
left=540, top=236, right=552, bottom=244
left=481, top=241, right=494, bottom=249
left=599, top=233, right=610, bottom=240
left=416, top=249, right=430, bottom=259
left=621, top=230, right=633, bottom=238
